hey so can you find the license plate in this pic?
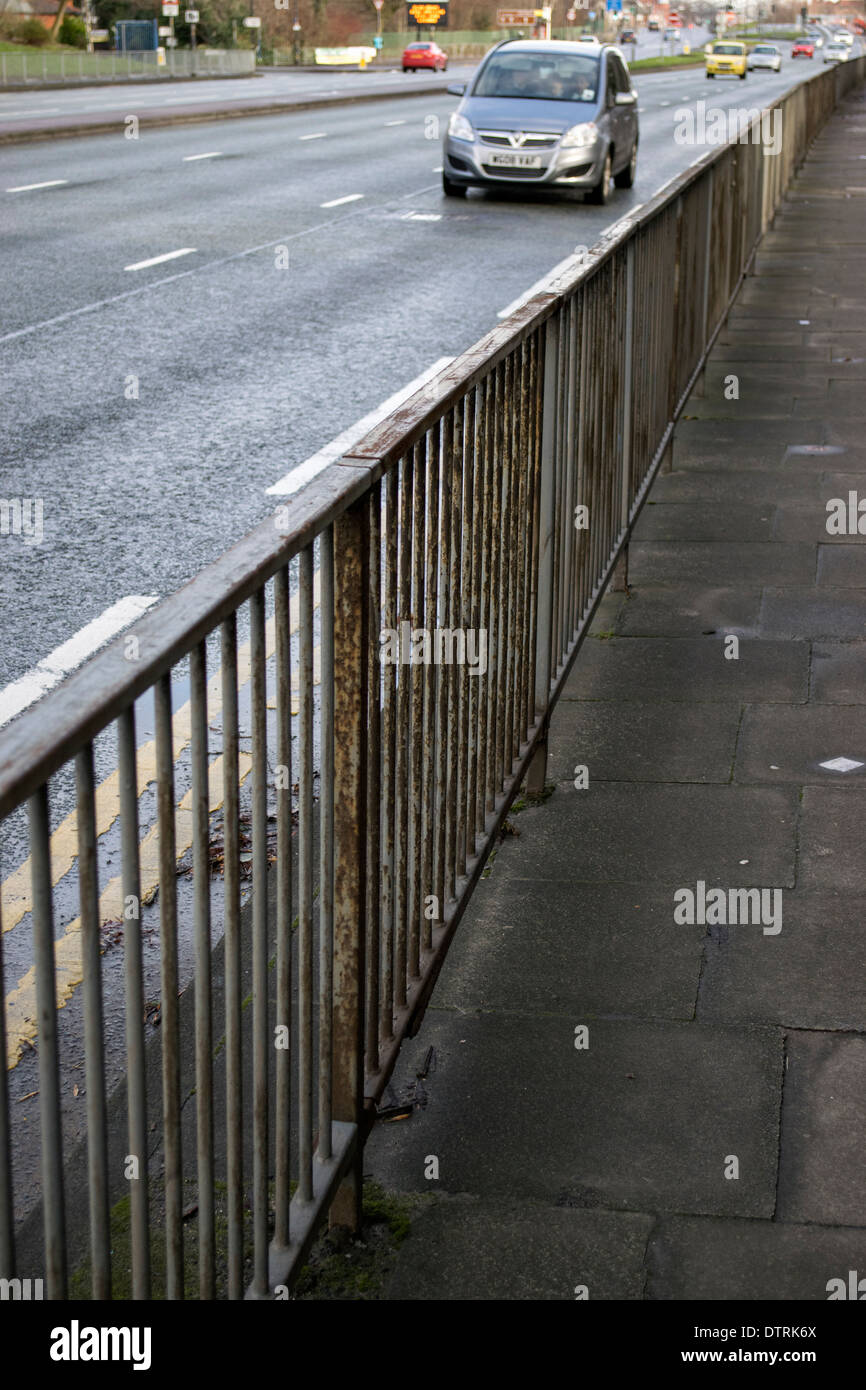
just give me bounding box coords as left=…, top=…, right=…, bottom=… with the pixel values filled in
left=488, top=152, right=543, bottom=169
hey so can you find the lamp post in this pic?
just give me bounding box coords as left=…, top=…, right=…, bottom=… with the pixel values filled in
left=292, top=14, right=302, bottom=64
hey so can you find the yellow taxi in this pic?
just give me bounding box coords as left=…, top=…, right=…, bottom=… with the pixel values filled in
left=705, top=40, right=748, bottom=79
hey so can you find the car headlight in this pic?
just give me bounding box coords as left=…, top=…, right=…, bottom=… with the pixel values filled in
left=447, top=112, right=475, bottom=143
left=560, top=122, right=598, bottom=149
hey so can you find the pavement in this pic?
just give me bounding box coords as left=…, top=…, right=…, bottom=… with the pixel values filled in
left=362, top=85, right=866, bottom=1300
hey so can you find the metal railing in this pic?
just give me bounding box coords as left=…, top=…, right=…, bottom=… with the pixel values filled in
left=0, top=57, right=862, bottom=1300
left=0, top=49, right=256, bottom=86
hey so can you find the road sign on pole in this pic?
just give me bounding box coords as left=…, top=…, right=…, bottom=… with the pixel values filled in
left=184, top=9, right=199, bottom=22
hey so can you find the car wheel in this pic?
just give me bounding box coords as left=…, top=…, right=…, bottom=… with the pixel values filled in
left=740, top=70, right=747, bottom=79
left=443, top=174, right=468, bottom=198
left=614, top=140, right=637, bottom=189
left=706, top=70, right=714, bottom=78
left=587, top=149, right=611, bottom=205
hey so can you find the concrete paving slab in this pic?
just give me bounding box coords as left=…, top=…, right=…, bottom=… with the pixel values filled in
left=818, top=544, right=866, bottom=587
left=385, top=1199, right=654, bottom=1300
left=563, top=635, right=808, bottom=704
left=629, top=541, right=815, bottom=587
left=647, top=1214, right=866, bottom=1300
left=734, top=704, right=866, bottom=786
left=759, top=586, right=866, bottom=639
left=492, top=783, right=797, bottom=886
left=430, top=877, right=703, bottom=1019
left=546, top=699, right=740, bottom=784
left=810, top=641, right=866, bottom=703
left=777, top=1032, right=866, bottom=1228
left=366, top=1011, right=782, bottom=1218
left=699, top=893, right=866, bottom=1031
left=631, top=503, right=774, bottom=543
left=797, top=787, right=866, bottom=893
left=614, top=585, right=763, bottom=638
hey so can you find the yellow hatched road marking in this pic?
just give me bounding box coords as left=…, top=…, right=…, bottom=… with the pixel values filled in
left=3, top=570, right=321, bottom=1070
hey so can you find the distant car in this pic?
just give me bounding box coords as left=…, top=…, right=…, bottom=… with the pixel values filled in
left=706, top=40, right=748, bottom=79
left=620, top=28, right=636, bottom=43
left=791, top=39, right=814, bottom=58
left=668, top=15, right=682, bottom=26
left=664, top=28, right=679, bottom=39
left=402, top=41, right=448, bottom=73
left=823, top=41, right=848, bottom=62
left=577, top=33, right=601, bottom=44
left=648, top=19, right=660, bottom=31
left=748, top=43, right=782, bottom=71
left=442, top=40, right=639, bottom=205
left=834, top=30, right=854, bottom=47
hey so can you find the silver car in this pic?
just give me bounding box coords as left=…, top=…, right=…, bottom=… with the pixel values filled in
left=442, top=39, right=639, bottom=205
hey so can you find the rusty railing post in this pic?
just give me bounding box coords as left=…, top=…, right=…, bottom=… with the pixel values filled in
left=330, top=497, right=369, bottom=1230
left=527, top=312, right=559, bottom=795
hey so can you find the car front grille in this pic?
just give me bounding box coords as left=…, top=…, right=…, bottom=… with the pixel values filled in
left=478, top=130, right=560, bottom=149
left=480, top=164, right=547, bottom=178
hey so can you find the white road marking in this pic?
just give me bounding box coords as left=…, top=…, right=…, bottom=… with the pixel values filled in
left=299, top=132, right=328, bottom=140
left=0, top=596, right=160, bottom=730
left=266, top=357, right=454, bottom=498
left=386, top=119, right=406, bottom=126
left=183, top=151, right=222, bottom=161
left=320, top=193, right=364, bottom=208
left=432, top=164, right=444, bottom=171
left=402, top=211, right=442, bottom=221
left=6, top=179, right=68, bottom=193
left=125, top=247, right=197, bottom=272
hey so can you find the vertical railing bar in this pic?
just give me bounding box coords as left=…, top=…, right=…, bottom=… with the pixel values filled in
left=221, top=614, right=243, bottom=1297
left=75, top=744, right=111, bottom=1300
left=298, top=548, right=315, bottom=1203
left=457, top=396, right=472, bottom=879
left=191, top=640, right=215, bottom=1299
left=477, top=374, right=493, bottom=834
left=494, top=358, right=509, bottom=794
left=486, top=368, right=501, bottom=813
left=514, top=339, right=530, bottom=753
left=118, top=708, right=149, bottom=1300
left=465, top=386, right=481, bottom=860
left=409, top=444, right=425, bottom=979
left=274, top=571, right=293, bottom=1248
left=394, top=456, right=411, bottom=1007
left=0, top=868, right=14, bottom=1282
left=435, top=420, right=451, bottom=904
left=318, top=528, right=335, bottom=1162
left=445, top=402, right=463, bottom=901
left=422, top=429, right=439, bottom=949
left=154, top=680, right=183, bottom=1300
left=380, top=472, right=397, bottom=1042
left=365, top=487, right=383, bottom=1066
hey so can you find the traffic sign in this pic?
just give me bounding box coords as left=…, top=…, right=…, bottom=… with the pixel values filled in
left=184, top=10, right=199, bottom=23
left=243, top=15, right=261, bottom=24
left=406, top=2, right=449, bottom=27
left=162, top=1, right=178, bottom=13
left=496, top=8, right=536, bottom=23
left=373, top=34, right=384, bottom=48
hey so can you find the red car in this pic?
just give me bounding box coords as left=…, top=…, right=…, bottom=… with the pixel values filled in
left=791, top=39, right=814, bottom=57
left=402, top=41, right=448, bottom=72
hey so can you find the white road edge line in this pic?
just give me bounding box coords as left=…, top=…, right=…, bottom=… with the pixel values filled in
left=266, top=356, right=454, bottom=498
left=183, top=152, right=222, bottom=161
left=124, top=247, right=197, bottom=272
left=6, top=179, right=68, bottom=193
left=0, top=596, right=160, bottom=730
left=320, top=193, right=364, bottom=208
left=299, top=132, right=328, bottom=140
left=385, top=119, right=407, bottom=126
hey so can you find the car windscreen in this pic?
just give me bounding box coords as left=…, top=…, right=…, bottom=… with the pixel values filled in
left=713, top=44, right=743, bottom=54
left=408, top=43, right=431, bottom=49
left=754, top=46, right=776, bottom=53
left=472, top=52, right=600, bottom=102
